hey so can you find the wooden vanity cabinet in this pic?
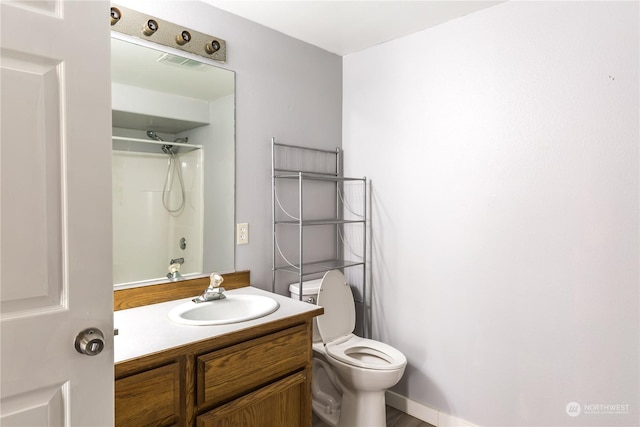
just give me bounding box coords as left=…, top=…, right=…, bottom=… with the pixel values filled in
left=115, top=317, right=316, bottom=427
left=115, top=358, right=185, bottom=426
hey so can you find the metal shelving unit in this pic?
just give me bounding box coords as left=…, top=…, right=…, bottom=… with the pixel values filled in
left=271, top=137, right=369, bottom=337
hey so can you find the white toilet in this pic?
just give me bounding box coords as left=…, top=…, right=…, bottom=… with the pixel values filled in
left=290, top=270, right=407, bottom=427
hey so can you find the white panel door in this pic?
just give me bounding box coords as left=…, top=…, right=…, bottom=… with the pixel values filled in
left=0, top=1, right=114, bottom=426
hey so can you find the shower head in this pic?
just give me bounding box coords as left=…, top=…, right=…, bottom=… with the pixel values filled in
left=146, top=130, right=164, bottom=141
left=162, top=144, right=175, bottom=155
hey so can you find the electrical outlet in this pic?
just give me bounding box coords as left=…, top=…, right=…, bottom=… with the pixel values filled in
left=236, top=223, right=249, bottom=245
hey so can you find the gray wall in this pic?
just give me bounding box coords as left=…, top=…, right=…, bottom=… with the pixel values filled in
left=117, top=0, right=343, bottom=292
left=343, top=2, right=638, bottom=426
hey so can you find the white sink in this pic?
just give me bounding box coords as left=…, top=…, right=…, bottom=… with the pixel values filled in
left=168, top=294, right=280, bottom=326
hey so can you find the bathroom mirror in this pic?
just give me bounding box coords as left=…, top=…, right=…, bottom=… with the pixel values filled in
left=111, top=34, right=235, bottom=288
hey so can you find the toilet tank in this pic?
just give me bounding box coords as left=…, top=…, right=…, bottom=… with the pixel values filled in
left=288, top=278, right=322, bottom=304
left=289, top=278, right=323, bottom=342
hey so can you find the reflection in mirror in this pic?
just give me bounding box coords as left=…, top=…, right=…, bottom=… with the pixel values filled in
left=111, top=36, right=235, bottom=288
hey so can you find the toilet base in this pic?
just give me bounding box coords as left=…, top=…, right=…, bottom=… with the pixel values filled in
left=337, top=388, right=387, bottom=427
left=312, top=399, right=340, bottom=426
left=311, top=354, right=342, bottom=426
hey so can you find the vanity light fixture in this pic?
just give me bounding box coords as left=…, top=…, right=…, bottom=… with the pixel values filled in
left=142, top=19, right=159, bottom=36
left=110, top=4, right=227, bottom=63
left=110, top=7, right=121, bottom=25
left=204, top=40, right=221, bottom=54
left=176, top=30, right=191, bottom=46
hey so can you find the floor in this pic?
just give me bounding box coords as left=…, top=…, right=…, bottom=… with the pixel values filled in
left=312, top=405, right=434, bottom=427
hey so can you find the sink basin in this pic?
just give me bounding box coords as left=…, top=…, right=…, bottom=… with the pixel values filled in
left=168, top=294, right=280, bottom=326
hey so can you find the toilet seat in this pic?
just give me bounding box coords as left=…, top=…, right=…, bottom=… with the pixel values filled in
left=316, top=270, right=407, bottom=371
left=325, top=334, right=406, bottom=370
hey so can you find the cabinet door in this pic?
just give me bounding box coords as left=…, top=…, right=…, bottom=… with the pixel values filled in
left=197, top=371, right=308, bottom=427
left=115, top=362, right=182, bottom=427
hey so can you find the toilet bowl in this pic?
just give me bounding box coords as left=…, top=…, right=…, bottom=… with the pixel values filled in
left=290, top=270, right=406, bottom=427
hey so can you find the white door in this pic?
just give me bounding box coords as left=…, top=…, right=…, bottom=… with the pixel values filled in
left=0, top=1, right=114, bottom=426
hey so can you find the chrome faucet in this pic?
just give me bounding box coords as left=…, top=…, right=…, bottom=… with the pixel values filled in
left=167, top=270, right=182, bottom=280
left=167, top=260, right=183, bottom=280
left=192, top=273, right=226, bottom=303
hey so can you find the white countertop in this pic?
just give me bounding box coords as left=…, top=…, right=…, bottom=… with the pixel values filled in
left=114, top=286, right=320, bottom=364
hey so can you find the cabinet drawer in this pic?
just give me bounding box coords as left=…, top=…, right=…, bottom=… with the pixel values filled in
left=197, top=324, right=309, bottom=407
left=115, top=362, right=181, bottom=427
left=197, top=371, right=306, bottom=427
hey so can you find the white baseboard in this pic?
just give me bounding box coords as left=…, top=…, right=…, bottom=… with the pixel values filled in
left=385, top=391, right=477, bottom=427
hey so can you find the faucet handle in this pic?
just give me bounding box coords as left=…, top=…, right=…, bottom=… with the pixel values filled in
left=209, top=273, right=224, bottom=288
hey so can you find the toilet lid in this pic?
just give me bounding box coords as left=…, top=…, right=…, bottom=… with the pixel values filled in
left=316, top=270, right=355, bottom=344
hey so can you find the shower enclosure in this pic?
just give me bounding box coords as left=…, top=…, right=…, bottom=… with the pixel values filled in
left=112, top=129, right=204, bottom=286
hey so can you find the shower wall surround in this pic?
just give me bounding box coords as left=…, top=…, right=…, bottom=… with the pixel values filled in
left=112, top=145, right=203, bottom=285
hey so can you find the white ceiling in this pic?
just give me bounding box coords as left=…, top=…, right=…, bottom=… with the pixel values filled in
left=201, top=0, right=505, bottom=56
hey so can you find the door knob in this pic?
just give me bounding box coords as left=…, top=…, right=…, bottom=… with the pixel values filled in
left=74, top=328, right=105, bottom=356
